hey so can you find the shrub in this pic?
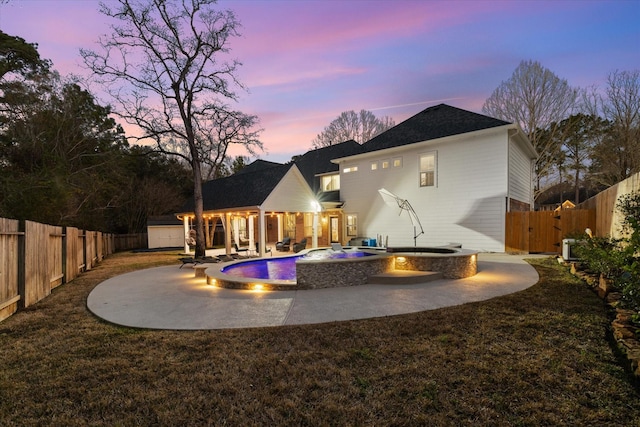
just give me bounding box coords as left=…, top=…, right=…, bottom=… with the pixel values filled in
left=575, top=191, right=640, bottom=315
left=616, top=192, right=640, bottom=312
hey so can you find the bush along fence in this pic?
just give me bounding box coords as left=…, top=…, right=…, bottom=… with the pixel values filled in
left=571, top=177, right=640, bottom=380
left=0, top=217, right=147, bottom=323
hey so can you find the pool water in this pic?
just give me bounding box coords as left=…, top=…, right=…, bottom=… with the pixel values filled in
left=221, top=251, right=373, bottom=281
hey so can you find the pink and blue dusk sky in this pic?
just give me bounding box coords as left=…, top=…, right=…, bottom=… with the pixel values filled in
left=1, top=0, right=639, bottom=163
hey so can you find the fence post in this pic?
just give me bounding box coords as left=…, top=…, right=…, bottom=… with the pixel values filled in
left=17, top=220, right=25, bottom=309
left=62, top=226, right=67, bottom=284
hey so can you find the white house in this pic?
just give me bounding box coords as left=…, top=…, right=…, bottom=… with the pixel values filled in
left=175, top=104, right=536, bottom=253
left=332, top=104, right=537, bottom=252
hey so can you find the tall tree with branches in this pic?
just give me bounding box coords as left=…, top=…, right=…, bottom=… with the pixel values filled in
left=584, top=69, right=640, bottom=187
left=482, top=60, right=580, bottom=198
left=81, top=0, right=261, bottom=256
left=311, top=109, right=395, bottom=148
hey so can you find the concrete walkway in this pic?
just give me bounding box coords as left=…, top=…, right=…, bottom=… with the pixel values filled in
left=87, top=253, right=540, bottom=330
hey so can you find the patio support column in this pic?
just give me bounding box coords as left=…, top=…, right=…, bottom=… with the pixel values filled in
left=233, top=216, right=240, bottom=246
left=311, top=201, right=321, bottom=249
left=248, top=215, right=255, bottom=251
left=182, top=216, right=190, bottom=254
left=312, top=212, right=318, bottom=248
left=277, top=214, right=283, bottom=242
left=204, top=217, right=211, bottom=248
left=258, top=208, right=266, bottom=257
left=225, top=213, right=232, bottom=255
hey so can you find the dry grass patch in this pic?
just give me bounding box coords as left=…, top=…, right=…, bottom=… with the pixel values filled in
left=1, top=253, right=639, bottom=426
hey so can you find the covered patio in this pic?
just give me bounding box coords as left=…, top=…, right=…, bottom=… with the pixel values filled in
left=177, top=162, right=347, bottom=257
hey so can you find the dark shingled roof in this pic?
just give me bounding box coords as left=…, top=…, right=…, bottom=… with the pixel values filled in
left=234, top=159, right=283, bottom=175
left=147, top=215, right=183, bottom=226
left=180, top=162, right=293, bottom=212
left=294, top=140, right=363, bottom=189
left=361, top=104, right=511, bottom=153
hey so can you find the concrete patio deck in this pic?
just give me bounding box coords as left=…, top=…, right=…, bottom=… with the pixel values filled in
left=87, top=253, right=541, bottom=330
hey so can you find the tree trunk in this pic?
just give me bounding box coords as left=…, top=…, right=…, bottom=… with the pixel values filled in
left=574, top=170, right=580, bottom=204
left=192, top=158, right=206, bottom=258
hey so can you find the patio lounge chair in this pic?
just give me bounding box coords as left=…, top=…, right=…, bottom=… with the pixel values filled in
left=276, top=237, right=291, bottom=251
left=331, top=243, right=345, bottom=252
left=293, top=238, right=307, bottom=253
left=178, top=256, right=219, bottom=268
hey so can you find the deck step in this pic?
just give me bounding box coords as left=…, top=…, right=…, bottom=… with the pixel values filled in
left=367, top=270, right=443, bottom=285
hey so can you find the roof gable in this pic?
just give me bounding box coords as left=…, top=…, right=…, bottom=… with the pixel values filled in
left=361, top=104, right=510, bottom=153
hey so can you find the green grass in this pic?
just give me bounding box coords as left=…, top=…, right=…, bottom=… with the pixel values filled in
left=1, top=252, right=638, bottom=426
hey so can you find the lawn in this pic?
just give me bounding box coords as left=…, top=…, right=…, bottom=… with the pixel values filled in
left=1, top=252, right=639, bottom=426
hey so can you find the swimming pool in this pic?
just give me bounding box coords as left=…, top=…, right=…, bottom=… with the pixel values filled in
left=221, top=250, right=374, bottom=281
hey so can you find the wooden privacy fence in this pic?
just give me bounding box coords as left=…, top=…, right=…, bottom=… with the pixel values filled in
left=506, top=171, right=640, bottom=254
left=505, top=209, right=596, bottom=254
left=0, top=218, right=147, bottom=323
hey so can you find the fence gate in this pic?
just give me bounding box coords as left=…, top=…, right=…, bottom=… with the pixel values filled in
left=505, top=209, right=596, bottom=254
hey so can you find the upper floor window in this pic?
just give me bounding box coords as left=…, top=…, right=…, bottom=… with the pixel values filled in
left=381, top=160, right=390, bottom=169
left=343, top=166, right=358, bottom=174
left=370, top=161, right=378, bottom=171
left=393, top=157, right=403, bottom=168
left=419, top=152, right=436, bottom=187
left=321, top=174, right=340, bottom=191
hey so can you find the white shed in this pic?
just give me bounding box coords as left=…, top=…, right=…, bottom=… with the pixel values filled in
left=147, top=215, right=184, bottom=249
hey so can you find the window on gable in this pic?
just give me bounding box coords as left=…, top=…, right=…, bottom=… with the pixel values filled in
left=381, top=160, right=390, bottom=169
left=393, top=157, right=402, bottom=168
left=370, top=161, right=378, bottom=171
left=321, top=174, right=340, bottom=191
left=419, top=152, right=437, bottom=187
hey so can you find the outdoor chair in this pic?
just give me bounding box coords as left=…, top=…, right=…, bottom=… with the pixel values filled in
left=256, top=242, right=272, bottom=257
left=233, top=243, right=249, bottom=257
left=293, top=238, right=307, bottom=253
left=276, top=237, right=291, bottom=251
left=331, top=243, right=345, bottom=252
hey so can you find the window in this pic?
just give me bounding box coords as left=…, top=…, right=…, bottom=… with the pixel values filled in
left=381, top=160, right=390, bottom=169
left=393, top=157, right=402, bottom=168
left=370, top=161, right=378, bottom=171
left=321, top=174, right=340, bottom=191
left=419, top=152, right=436, bottom=187
left=346, top=214, right=358, bottom=236
left=343, top=166, right=358, bottom=173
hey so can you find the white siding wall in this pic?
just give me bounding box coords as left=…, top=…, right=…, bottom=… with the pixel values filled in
left=262, top=166, right=317, bottom=213
left=508, top=138, right=533, bottom=206
left=340, top=129, right=510, bottom=252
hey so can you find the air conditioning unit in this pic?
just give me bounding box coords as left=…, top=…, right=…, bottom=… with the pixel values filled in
left=562, top=239, right=579, bottom=261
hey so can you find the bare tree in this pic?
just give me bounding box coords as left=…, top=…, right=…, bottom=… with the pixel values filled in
left=482, top=60, right=580, bottom=198
left=311, top=109, right=395, bottom=148
left=81, top=0, right=261, bottom=256
left=584, top=69, right=640, bottom=187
